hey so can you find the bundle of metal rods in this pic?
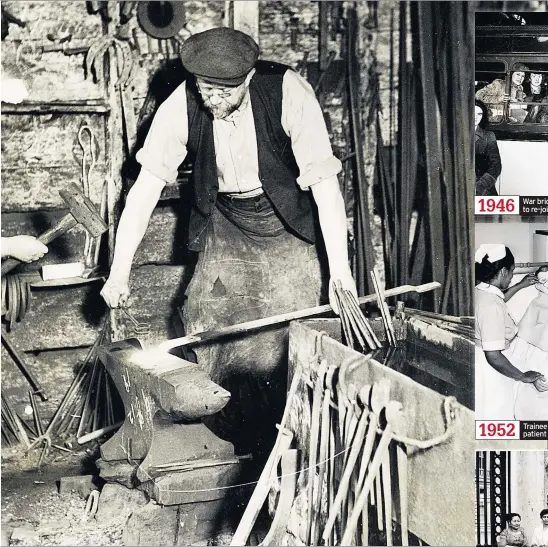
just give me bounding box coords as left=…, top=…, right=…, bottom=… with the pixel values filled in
left=1, top=392, right=30, bottom=448
left=333, top=281, right=381, bottom=351
left=27, top=322, right=122, bottom=465
left=373, top=3, right=473, bottom=317
left=403, top=308, right=474, bottom=340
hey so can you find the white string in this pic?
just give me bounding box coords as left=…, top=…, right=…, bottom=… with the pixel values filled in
left=114, top=396, right=458, bottom=494
left=118, top=438, right=354, bottom=495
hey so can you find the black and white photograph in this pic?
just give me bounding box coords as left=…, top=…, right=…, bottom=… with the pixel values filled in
left=475, top=12, right=548, bottom=197
left=475, top=450, right=548, bottom=547
left=1, top=1, right=538, bottom=546
left=475, top=220, right=548, bottom=422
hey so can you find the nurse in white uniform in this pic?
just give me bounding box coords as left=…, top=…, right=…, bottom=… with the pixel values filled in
left=475, top=244, right=545, bottom=420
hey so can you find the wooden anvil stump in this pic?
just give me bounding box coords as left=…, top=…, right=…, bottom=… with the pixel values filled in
left=96, top=339, right=241, bottom=505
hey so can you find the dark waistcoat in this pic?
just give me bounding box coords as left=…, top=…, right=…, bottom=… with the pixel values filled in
left=185, top=61, right=316, bottom=251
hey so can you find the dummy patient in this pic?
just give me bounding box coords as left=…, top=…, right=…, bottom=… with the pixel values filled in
left=517, top=267, right=548, bottom=354
left=513, top=266, right=548, bottom=418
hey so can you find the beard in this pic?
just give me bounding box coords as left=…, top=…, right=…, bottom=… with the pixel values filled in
left=203, top=99, right=239, bottom=120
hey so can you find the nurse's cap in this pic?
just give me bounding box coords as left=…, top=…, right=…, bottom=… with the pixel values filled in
left=179, top=27, right=259, bottom=86
left=475, top=243, right=506, bottom=263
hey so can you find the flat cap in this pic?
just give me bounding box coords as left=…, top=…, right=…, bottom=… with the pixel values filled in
left=179, top=27, right=259, bottom=86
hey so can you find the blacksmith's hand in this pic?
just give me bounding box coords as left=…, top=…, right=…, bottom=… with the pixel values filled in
left=101, top=275, right=131, bottom=309
left=329, top=266, right=359, bottom=316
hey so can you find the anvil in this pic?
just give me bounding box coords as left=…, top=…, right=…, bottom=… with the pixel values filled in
left=97, top=339, right=242, bottom=505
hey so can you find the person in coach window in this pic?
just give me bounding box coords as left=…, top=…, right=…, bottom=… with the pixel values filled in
left=475, top=100, right=502, bottom=196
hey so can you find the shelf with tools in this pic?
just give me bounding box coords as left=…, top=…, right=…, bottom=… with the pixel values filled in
left=1, top=100, right=110, bottom=115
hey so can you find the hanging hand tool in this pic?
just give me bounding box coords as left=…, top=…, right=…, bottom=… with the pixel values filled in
left=14, top=41, right=92, bottom=75
left=230, top=428, right=294, bottom=546
left=1, top=185, right=108, bottom=276
left=77, top=125, right=98, bottom=269
left=120, top=1, right=137, bottom=24
left=323, top=384, right=372, bottom=540
left=323, top=378, right=389, bottom=543
left=342, top=401, right=404, bottom=545
left=1, top=6, right=26, bottom=40
left=327, top=355, right=365, bottom=538
left=85, top=36, right=137, bottom=152
left=259, top=449, right=298, bottom=546
left=312, top=365, right=337, bottom=546
left=2, top=274, right=32, bottom=330
left=397, top=442, right=409, bottom=546
left=157, top=282, right=441, bottom=352
left=356, top=379, right=391, bottom=544
left=307, top=359, right=327, bottom=545
left=1, top=329, right=47, bottom=401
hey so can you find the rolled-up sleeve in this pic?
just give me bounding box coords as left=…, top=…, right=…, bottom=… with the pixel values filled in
left=281, top=70, right=342, bottom=190
left=477, top=300, right=507, bottom=351
left=135, top=82, right=189, bottom=184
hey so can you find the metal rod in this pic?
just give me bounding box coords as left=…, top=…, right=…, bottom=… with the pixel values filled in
left=335, top=287, right=356, bottom=348
left=28, top=391, right=43, bottom=437
left=157, top=282, right=441, bottom=352
left=343, top=289, right=381, bottom=349
left=336, top=284, right=370, bottom=350
left=77, top=421, right=123, bottom=444
left=2, top=330, right=48, bottom=401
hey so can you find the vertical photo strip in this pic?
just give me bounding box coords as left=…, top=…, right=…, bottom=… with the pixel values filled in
left=475, top=450, right=548, bottom=547
left=475, top=12, right=548, bottom=448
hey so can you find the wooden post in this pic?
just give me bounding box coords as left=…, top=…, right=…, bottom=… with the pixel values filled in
left=230, top=1, right=259, bottom=45
left=105, top=4, right=125, bottom=341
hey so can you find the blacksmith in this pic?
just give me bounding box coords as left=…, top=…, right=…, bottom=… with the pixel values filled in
left=101, top=27, right=358, bottom=455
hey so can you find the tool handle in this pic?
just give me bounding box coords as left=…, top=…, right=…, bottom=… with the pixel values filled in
left=158, top=281, right=441, bottom=352
left=1, top=331, right=48, bottom=401
left=1, top=214, right=77, bottom=276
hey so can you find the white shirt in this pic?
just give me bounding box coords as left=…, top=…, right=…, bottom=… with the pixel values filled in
left=531, top=525, right=548, bottom=547
left=475, top=283, right=518, bottom=351
left=136, top=70, right=341, bottom=194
